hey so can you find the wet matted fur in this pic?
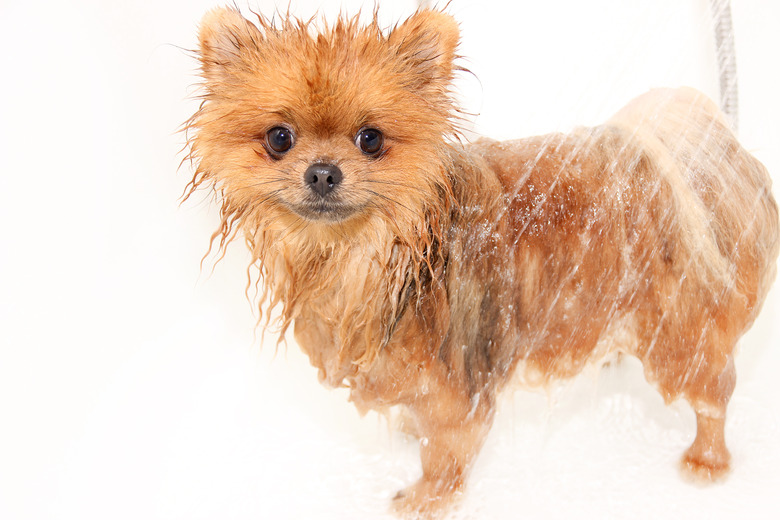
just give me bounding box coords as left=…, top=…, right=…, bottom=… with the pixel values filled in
left=184, top=7, right=779, bottom=516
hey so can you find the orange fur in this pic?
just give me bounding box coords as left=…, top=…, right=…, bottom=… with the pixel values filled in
left=185, top=7, right=779, bottom=516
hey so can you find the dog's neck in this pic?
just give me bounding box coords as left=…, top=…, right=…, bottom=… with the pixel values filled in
left=251, top=217, right=426, bottom=386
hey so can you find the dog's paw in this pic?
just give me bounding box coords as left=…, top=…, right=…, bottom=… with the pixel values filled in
left=679, top=448, right=731, bottom=483
left=391, top=478, right=461, bottom=519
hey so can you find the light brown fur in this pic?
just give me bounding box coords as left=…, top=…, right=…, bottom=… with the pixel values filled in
left=185, top=7, right=779, bottom=516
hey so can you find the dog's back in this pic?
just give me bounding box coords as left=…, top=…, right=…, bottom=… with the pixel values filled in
left=463, top=88, right=777, bottom=380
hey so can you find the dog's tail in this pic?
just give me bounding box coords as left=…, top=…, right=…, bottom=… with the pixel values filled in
left=609, top=87, right=779, bottom=323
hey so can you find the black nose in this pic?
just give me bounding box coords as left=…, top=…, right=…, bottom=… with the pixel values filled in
left=304, top=163, right=342, bottom=197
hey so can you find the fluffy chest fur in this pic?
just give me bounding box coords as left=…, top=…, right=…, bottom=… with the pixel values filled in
left=282, top=236, right=412, bottom=387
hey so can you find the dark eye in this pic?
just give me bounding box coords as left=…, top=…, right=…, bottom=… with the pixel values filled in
left=355, top=128, right=384, bottom=157
left=265, top=126, right=294, bottom=156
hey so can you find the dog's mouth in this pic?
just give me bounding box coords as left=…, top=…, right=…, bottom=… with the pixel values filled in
left=287, top=199, right=363, bottom=223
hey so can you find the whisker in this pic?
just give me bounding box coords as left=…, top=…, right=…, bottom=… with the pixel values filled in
left=224, top=182, right=289, bottom=199
left=248, top=187, right=289, bottom=208
left=366, top=199, right=404, bottom=235
left=364, top=189, right=417, bottom=217
left=237, top=178, right=288, bottom=189
left=331, top=220, right=354, bottom=244
left=359, top=178, right=428, bottom=195
left=243, top=163, right=293, bottom=176
left=280, top=218, right=308, bottom=239
left=270, top=219, right=310, bottom=252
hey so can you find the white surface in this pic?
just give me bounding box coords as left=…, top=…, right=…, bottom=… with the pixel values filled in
left=1, top=1, right=778, bottom=519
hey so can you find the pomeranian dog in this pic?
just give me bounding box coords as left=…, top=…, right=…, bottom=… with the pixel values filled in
left=185, top=6, right=779, bottom=516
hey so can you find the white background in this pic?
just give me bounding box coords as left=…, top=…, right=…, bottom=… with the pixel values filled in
left=1, top=1, right=779, bottom=519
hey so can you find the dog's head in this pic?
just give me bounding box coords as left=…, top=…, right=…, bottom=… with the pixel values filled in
left=185, top=7, right=461, bottom=250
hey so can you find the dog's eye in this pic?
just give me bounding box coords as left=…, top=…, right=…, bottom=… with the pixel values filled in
left=356, top=128, right=384, bottom=157
left=265, top=126, right=295, bottom=156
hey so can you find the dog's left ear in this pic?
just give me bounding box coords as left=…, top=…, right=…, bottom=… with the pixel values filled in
left=389, top=9, right=460, bottom=88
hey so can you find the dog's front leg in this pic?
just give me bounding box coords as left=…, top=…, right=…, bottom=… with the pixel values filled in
left=392, top=383, right=494, bottom=516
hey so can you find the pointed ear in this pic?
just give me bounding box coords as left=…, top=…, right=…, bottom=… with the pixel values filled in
left=198, top=7, right=263, bottom=83
left=389, top=10, right=460, bottom=87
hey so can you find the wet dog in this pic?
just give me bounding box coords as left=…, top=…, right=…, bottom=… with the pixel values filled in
left=185, top=7, right=779, bottom=516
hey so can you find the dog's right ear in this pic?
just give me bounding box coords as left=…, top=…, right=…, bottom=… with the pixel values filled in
left=198, top=7, right=263, bottom=84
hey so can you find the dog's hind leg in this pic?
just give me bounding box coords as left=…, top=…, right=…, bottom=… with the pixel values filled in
left=639, top=320, right=736, bottom=482
left=679, top=355, right=735, bottom=481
